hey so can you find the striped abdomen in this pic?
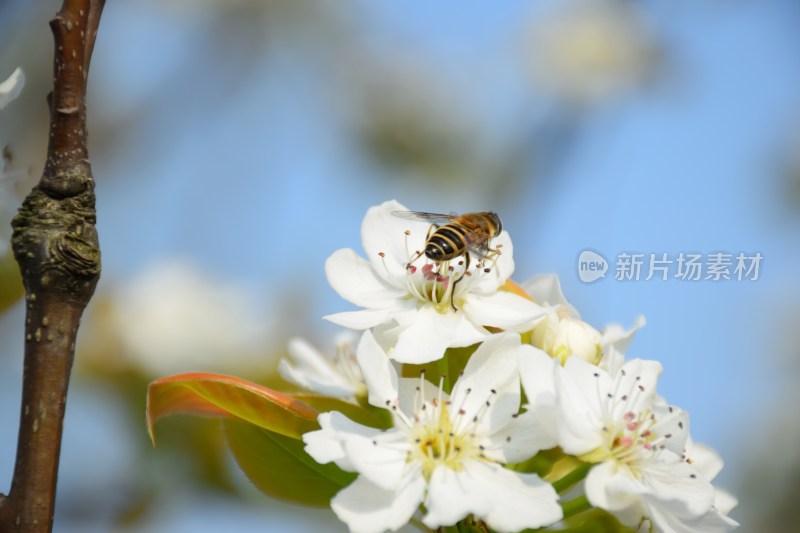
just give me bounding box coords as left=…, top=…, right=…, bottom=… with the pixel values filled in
left=424, top=224, right=469, bottom=262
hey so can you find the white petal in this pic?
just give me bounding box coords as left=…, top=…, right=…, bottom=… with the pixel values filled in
left=423, top=465, right=490, bottom=528
left=647, top=503, right=739, bottom=533
left=523, top=273, right=579, bottom=317
left=304, top=412, right=380, bottom=470
left=0, top=68, right=24, bottom=109
left=278, top=359, right=355, bottom=398
left=361, top=199, right=428, bottom=281
left=424, top=462, right=562, bottom=532
left=685, top=440, right=724, bottom=481
left=651, top=400, right=690, bottom=456
left=642, top=451, right=715, bottom=518
left=469, top=231, right=516, bottom=292
left=462, top=290, right=548, bottom=332
left=604, top=358, right=662, bottom=420
left=602, top=315, right=646, bottom=354
left=356, top=330, right=398, bottom=408
left=279, top=338, right=356, bottom=398
left=714, top=488, right=738, bottom=516
left=484, top=409, right=558, bottom=464
left=325, top=248, right=405, bottom=308
left=396, top=377, right=442, bottom=419
left=585, top=461, right=643, bottom=512
left=304, top=411, right=408, bottom=490
left=600, top=344, right=626, bottom=375
left=519, top=345, right=558, bottom=408
left=346, top=429, right=412, bottom=491
left=447, top=312, right=491, bottom=347
left=390, top=306, right=459, bottom=363
left=325, top=308, right=397, bottom=330
left=555, top=359, right=609, bottom=454
left=518, top=346, right=561, bottom=444
left=450, top=332, right=522, bottom=434
left=331, top=471, right=426, bottom=533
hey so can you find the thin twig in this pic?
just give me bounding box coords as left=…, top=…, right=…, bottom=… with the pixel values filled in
left=0, top=1, right=105, bottom=531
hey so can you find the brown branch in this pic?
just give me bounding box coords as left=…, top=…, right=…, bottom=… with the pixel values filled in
left=0, top=1, right=105, bottom=531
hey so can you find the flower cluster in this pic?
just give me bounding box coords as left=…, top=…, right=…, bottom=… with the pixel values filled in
left=284, top=200, right=737, bottom=533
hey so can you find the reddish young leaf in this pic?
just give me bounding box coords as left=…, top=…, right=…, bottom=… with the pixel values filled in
left=147, top=373, right=319, bottom=445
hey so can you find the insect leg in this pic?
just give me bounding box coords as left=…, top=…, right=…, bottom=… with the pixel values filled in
left=450, top=252, right=470, bottom=310
left=405, top=224, right=437, bottom=269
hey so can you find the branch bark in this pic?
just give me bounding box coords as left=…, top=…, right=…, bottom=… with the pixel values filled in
left=0, top=1, right=105, bottom=531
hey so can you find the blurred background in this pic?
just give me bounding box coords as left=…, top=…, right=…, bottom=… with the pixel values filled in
left=1, top=0, right=799, bottom=531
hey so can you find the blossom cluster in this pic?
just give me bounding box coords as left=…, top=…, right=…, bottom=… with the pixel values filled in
left=280, top=200, right=737, bottom=533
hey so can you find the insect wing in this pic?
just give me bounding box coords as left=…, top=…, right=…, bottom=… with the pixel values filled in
left=464, top=239, right=492, bottom=260
left=391, top=211, right=458, bottom=226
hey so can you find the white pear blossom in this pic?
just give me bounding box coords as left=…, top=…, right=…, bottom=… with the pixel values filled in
left=303, top=331, right=562, bottom=533
left=524, top=0, right=659, bottom=105
left=279, top=332, right=367, bottom=400
left=679, top=440, right=739, bottom=530
left=524, top=274, right=645, bottom=367
left=83, top=258, right=274, bottom=375
left=324, top=200, right=547, bottom=364
left=522, top=352, right=734, bottom=532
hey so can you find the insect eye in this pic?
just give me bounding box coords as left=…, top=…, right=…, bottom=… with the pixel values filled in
left=492, top=213, right=502, bottom=234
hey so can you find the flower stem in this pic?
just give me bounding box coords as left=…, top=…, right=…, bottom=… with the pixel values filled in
left=561, top=494, right=592, bottom=519
left=410, top=517, right=437, bottom=533
left=552, top=462, right=592, bottom=493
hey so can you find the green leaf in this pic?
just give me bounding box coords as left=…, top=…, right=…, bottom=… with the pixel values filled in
left=146, top=372, right=319, bottom=445
left=224, top=418, right=355, bottom=506
left=295, top=394, right=393, bottom=430
left=509, top=447, right=563, bottom=476
left=401, top=343, right=479, bottom=394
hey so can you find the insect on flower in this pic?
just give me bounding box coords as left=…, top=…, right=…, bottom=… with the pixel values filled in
left=392, top=211, right=504, bottom=306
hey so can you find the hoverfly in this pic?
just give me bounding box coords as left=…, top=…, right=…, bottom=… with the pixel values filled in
left=392, top=210, right=504, bottom=285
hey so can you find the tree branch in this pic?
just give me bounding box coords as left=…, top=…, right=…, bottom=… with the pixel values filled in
left=0, top=1, right=105, bottom=531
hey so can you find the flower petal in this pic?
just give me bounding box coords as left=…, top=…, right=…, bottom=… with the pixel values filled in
left=714, top=488, right=738, bottom=516
left=304, top=412, right=382, bottom=471
left=331, top=470, right=426, bottom=533
left=685, top=440, right=724, bottom=481
left=469, top=231, right=516, bottom=293
left=325, top=248, right=405, bottom=308
left=555, top=359, right=609, bottom=454
left=602, top=315, right=646, bottom=354
left=648, top=504, right=739, bottom=533
left=355, top=330, right=398, bottom=408
left=423, top=464, right=490, bottom=528
left=523, top=273, right=579, bottom=317
left=324, top=308, right=397, bottom=330
left=462, top=290, right=548, bottom=332
left=519, top=345, right=558, bottom=408
left=484, top=409, right=558, bottom=463
left=390, top=306, right=461, bottom=363
left=0, top=67, right=24, bottom=109
left=642, top=451, right=715, bottom=518
left=396, top=376, right=442, bottom=419
left=450, top=332, right=522, bottom=433
left=279, top=338, right=356, bottom=398
left=651, top=400, right=690, bottom=456
left=361, top=199, right=429, bottom=282
left=305, top=413, right=409, bottom=491
left=424, top=462, right=562, bottom=532
left=585, top=460, right=643, bottom=513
